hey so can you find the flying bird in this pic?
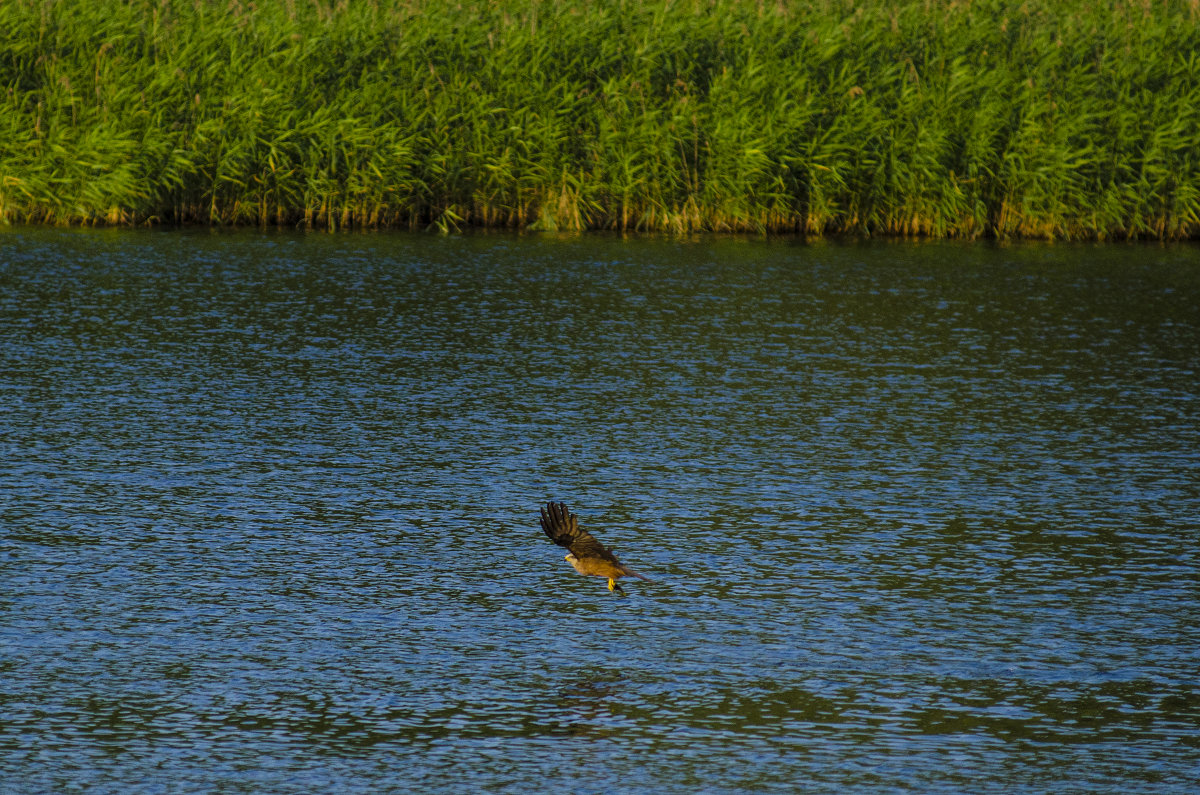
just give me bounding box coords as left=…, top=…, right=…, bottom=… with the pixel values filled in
left=539, top=501, right=650, bottom=595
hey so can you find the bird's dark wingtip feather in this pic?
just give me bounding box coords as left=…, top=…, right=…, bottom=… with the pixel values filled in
left=540, top=500, right=575, bottom=547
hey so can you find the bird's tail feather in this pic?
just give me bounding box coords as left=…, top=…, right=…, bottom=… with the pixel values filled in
left=621, top=566, right=651, bottom=581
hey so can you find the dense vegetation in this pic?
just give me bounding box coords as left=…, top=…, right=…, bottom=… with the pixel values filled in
left=2, top=0, right=1199, bottom=238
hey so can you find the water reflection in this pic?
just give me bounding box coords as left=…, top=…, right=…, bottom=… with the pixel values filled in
left=1, top=229, right=1198, bottom=793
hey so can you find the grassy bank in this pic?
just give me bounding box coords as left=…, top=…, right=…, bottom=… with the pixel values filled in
left=2, top=0, right=1199, bottom=238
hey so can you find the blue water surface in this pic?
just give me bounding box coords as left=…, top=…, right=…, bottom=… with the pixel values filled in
left=2, top=229, right=1198, bottom=793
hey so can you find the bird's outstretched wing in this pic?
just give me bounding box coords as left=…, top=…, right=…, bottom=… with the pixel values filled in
left=539, top=501, right=620, bottom=564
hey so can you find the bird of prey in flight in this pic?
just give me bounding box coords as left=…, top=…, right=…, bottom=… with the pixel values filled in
left=539, top=501, right=650, bottom=595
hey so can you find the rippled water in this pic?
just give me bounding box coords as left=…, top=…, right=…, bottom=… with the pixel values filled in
left=2, top=228, right=1198, bottom=793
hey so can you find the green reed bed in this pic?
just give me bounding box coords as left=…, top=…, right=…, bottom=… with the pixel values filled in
left=2, top=0, right=1199, bottom=238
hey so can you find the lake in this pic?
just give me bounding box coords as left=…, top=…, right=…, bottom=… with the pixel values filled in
left=2, top=228, right=1198, bottom=793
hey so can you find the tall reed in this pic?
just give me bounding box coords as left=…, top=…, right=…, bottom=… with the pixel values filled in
left=2, top=0, right=1199, bottom=238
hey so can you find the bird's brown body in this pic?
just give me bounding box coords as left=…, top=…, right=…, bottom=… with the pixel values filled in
left=539, top=501, right=649, bottom=594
